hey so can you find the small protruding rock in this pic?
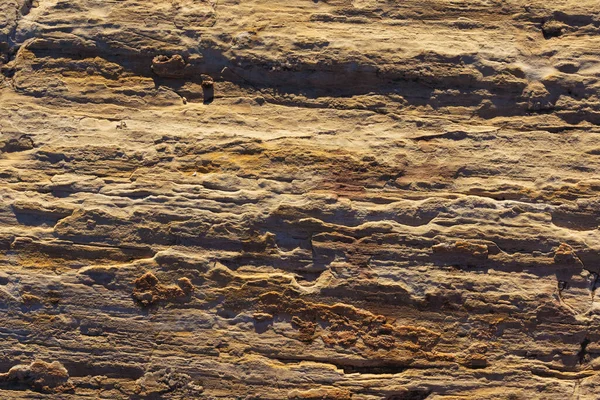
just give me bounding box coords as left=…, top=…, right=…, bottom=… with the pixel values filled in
left=523, top=82, right=553, bottom=111
left=201, top=74, right=214, bottom=88
left=253, top=312, right=273, bottom=322
left=151, top=55, right=187, bottom=78
left=554, top=243, right=581, bottom=265
left=177, top=277, right=194, bottom=294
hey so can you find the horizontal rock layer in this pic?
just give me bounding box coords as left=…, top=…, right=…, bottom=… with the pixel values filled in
left=2, top=0, right=600, bottom=399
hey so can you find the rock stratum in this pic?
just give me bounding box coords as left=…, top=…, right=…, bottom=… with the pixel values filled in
left=2, top=0, right=600, bottom=399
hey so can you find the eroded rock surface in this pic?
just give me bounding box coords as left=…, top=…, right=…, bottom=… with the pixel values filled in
left=2, top=0, right=600, bottom=399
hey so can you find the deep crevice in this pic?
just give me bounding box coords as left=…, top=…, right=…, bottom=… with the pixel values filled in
left=577, top=338, right=590, bottom=364
left=268, top=355, right=436, bottom=375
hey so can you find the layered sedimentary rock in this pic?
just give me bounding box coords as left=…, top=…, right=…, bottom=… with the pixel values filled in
left=2, top=0, right=600, bottom=399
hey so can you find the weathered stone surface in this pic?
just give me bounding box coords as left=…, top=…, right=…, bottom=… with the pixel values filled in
left=2, top=0, right=600, bottom=399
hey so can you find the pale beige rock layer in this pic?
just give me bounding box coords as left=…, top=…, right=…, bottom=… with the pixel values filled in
left=2, top=0, right=600, bottom=399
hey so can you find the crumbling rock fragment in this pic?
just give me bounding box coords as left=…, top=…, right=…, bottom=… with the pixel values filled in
left=132, top=271, right=194, bottom=307
left=0, top=361, right=72, bottom=393
left=554, top=243, right=582, bottom=265
left=523, top=82, right=554, bottom=112
left=133, top=368, right=203, bottom=397
left=201, top=73, right=214, bottom=88
left=460, top=342, right=489, bottom=368
left=151, top=54, right=187, bottom=78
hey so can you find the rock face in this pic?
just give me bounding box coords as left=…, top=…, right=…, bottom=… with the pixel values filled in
left=2, top=0, right=600, bottom=399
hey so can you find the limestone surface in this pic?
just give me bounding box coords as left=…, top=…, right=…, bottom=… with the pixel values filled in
left=2, top=0, right=600, bottom=399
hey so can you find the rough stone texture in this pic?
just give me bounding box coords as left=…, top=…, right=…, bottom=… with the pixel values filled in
left=2, top=0, right=600, bottom=399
